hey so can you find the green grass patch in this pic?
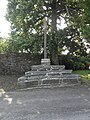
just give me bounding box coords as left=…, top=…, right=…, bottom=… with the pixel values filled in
left=73, top=70, right=90, bottom=84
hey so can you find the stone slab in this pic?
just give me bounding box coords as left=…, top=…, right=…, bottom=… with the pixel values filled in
left=31, top=65, right=50, bottom=71
left=41, top=58, right=50, bottom=65
left=50, top=65, right=65, bottom=70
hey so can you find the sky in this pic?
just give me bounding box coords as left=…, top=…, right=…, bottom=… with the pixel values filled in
left=0, top=0, right=10, bottom=38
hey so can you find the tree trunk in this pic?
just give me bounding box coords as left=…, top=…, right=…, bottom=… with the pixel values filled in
left=50, top=51, right=59, bottom=65
left=51, top=0, right=59, bottom=65
left=51, top=0, right=57, bottom=32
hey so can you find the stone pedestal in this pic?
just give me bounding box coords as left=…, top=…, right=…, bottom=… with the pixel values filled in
left=18, top=58, right=81, bottom=89
left=41, top=59, right=50, bottom=65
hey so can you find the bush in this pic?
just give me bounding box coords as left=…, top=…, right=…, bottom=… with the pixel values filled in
left=59, top=55, right=90, bottom=70
left=73, top=62, right=85, bottom=70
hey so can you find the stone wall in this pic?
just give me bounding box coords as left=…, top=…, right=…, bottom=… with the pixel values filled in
left=0, top=53, right=42, bottom=75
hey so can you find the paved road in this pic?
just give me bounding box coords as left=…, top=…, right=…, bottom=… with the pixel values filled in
left=0, top=85, right=90, bottom=120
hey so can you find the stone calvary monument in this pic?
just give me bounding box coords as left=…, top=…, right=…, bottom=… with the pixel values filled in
left=18, top=63, right=81, bottom=88
left=18, top=19, right=81, bottom=89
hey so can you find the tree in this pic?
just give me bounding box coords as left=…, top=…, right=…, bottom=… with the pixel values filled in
left=6, top=0, right=88, bottom=64
left=80, top=0, right=90, bottom=43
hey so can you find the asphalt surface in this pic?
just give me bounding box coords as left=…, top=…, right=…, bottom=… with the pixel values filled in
left=0, top=85, right=90, bottom=120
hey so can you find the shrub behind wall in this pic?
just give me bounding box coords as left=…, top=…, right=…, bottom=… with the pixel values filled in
left=59, top=55, right=90, bottom=70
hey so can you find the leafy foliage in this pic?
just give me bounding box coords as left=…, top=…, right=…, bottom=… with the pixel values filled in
left=73, top=70, right=90, bottom=84
left=61, top=55, right=90, bottom=70
left=6, top=0, right=90, bottom=64
left=0, top=38, right=9, bottom=53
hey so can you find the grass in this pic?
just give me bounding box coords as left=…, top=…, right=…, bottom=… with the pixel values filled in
left=73, top=70, right=90, bottom=84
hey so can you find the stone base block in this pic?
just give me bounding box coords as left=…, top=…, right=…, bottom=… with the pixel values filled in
left=41, top=59, right=50, bottom=65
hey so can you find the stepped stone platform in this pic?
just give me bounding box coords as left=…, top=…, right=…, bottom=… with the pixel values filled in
left=18, top=59, right=81, bottom=89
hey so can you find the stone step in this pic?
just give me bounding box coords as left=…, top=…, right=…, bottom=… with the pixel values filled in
left=18, top=74, right=81, bottom=88
left=46, top=70, right=72, bottom=76
left=18, top=63, right=81, bottom=89
left=18, top=74, right=80, bottom=82
left=42, top=77, right=80, bottom=85
left=61, top=70, right=72, bottom=74
left=31, top=65, right=65, bottom=71
left=62, top=74, right=81, bottom=78
left=31, top=65, right=50, bottom=71
left=50, top=65, right=65, bottom=70
left=25, top=70, right=72, bottom=77
left=25, top=71, right=48, bottom=77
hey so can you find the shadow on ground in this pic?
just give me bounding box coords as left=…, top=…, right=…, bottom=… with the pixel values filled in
left=0, top=75, right=23, bottom=91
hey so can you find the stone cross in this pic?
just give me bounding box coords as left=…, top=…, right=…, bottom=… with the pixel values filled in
left=43, top=18, right=47, bottom=59
left=41, top=18, right=50, bottom=65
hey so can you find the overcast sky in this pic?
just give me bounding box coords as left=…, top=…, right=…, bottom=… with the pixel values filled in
left=0, top=0, right=10, bottom=38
